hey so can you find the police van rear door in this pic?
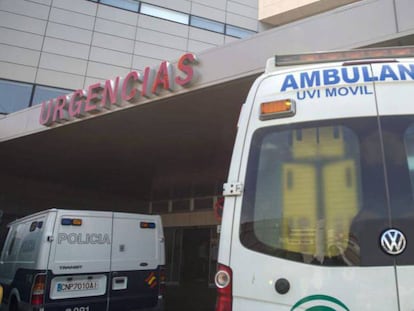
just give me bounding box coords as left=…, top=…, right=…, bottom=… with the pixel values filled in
left=108, top=213, right=164, bottom=311
left=47, top=210, right=112, bottom=310
left=373, top=59, right=414, bottom=311
left=230, top=61, right=399, bottom=310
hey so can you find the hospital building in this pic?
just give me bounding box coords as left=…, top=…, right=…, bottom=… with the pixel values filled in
left=1, top=0, right=413, bottom=309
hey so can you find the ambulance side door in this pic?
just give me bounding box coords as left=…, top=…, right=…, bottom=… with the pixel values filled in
left=373, top=60, right=414, bottom=311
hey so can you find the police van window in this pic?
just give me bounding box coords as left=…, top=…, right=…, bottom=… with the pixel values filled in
left=7, top=230, right=17, bottom=257
left=0, top=227, right=11, bottom=257
left=240, top=118, right=393, bottom=267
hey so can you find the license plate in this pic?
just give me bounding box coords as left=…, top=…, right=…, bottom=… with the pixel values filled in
left=50, top=274, right=107, bottom=299
left=57, top=280, right=99, bottom=292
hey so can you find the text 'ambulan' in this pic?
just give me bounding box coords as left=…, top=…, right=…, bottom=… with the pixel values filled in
left=39, top=53, right=198, bottom=126
left=280, top=64, right=414, bottom=91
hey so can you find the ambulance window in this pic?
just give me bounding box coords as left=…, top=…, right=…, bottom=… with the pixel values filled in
left=240, top=123, right=374, bottom=266
left=405, top=124, right=414, bottom=193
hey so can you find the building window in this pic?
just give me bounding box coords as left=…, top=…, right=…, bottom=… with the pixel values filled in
left=0, top=80, right=33, bottom=114
left=92, top=0, right=257, bottom=39
left=190, top=16, right=225, bottom=34
left=31, top=85, right=72, bottom=107
left=99, top=0, right=139, bottom=12
left=140, top=3, right=189, bottom=25
left=226, top=25, right=256, bottom=39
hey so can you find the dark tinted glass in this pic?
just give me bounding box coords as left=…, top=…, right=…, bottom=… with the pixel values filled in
left=240, top=118, right=395, bottom=267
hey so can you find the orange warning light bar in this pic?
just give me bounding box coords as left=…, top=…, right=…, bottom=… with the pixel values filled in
left=275, top=46, right=414, bottom=66
left=72, top=219, right=82, bottom=226
left=260, top=99, right=295, bottom=120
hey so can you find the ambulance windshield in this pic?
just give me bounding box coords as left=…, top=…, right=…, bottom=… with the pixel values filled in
left=240, top=116, right=414, bottom=266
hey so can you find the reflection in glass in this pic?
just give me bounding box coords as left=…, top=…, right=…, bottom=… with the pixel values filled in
left=241, top=125, right=365, bottom=266
left=31, top=85, right=72, bottom=107
left=226, top=25, right=256, bottom=39
left=0, top=80, right=33, bottom=114
left=140, top=3, right=189, bottom=24
left=99, top=0, right=139, bottom=12
left=190, top=16, right=224, bottom=33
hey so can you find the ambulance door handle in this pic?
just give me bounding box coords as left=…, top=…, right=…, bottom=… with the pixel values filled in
left=140, top=262, right=148, bottom=267
left=275, top=278, right=290, bottom=294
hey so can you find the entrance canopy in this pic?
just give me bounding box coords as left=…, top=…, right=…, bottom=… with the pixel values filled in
left=0, top=76, right=256, bottom=202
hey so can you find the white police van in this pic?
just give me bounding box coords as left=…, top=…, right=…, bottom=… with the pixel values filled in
left=0, top=208, right=165, bottom=311
left=215, top=46, right=414, bottom=311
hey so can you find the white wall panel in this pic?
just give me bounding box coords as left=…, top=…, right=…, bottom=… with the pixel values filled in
left=95, top=18, right=136, bottom=39
left=136, top=28, right=188, bottom=50
left=86, top=61, right=130, bottom=80
left=231, top=0, right=258, bottom=8
left=191, top=3, right=225, bottom=22
left=0, top=11, right=47, bottom=35
left=39, top=52, right=87, bottom=76
left=97, top=5, right=138, bottom=26
left=132, top=55, right=164, bottom=71
left=89, top=47, right=132, bottom=68
left=193, top=0, right=226, bottom=10
left=189, top=28, right=224, bottom=45
left=134, top=41, right=184, bottom=60
left=0, top=44, right=40, bottom=67
left=92, top=33, right=134, bottom=54
left=0, top=61, right=36, bottom=82
left=52, top=0, right=97, bottom=16
left=46, top=22, right=93, bottom=45
left=30, top=0, right=51, bottom=5
left=36, top=68, right=84, bottom=89
left=49, top=7, right=95, bottom=30
left=0, top=28, right=43, bottom=50
left=226, top=12, right=258, bottom=30
left=0, top=0, right=50, bottom=20
left=43, top=37, right=90, bottom=60
left=227, top=1, right=257, bottom=19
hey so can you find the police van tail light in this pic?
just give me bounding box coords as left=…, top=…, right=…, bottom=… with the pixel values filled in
left=215, top=263, right=232, bottom=311
left=159, top=266, right=166, bottom=298
left=31, top=273, right=46, bottom=306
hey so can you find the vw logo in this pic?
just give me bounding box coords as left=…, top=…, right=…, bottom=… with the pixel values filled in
left=380, top=229, right=407, bottom=255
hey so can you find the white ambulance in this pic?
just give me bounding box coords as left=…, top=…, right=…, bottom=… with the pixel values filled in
left=215, top=46, right=414, bottom=311
left=0, top=208, right=165, bottom=311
